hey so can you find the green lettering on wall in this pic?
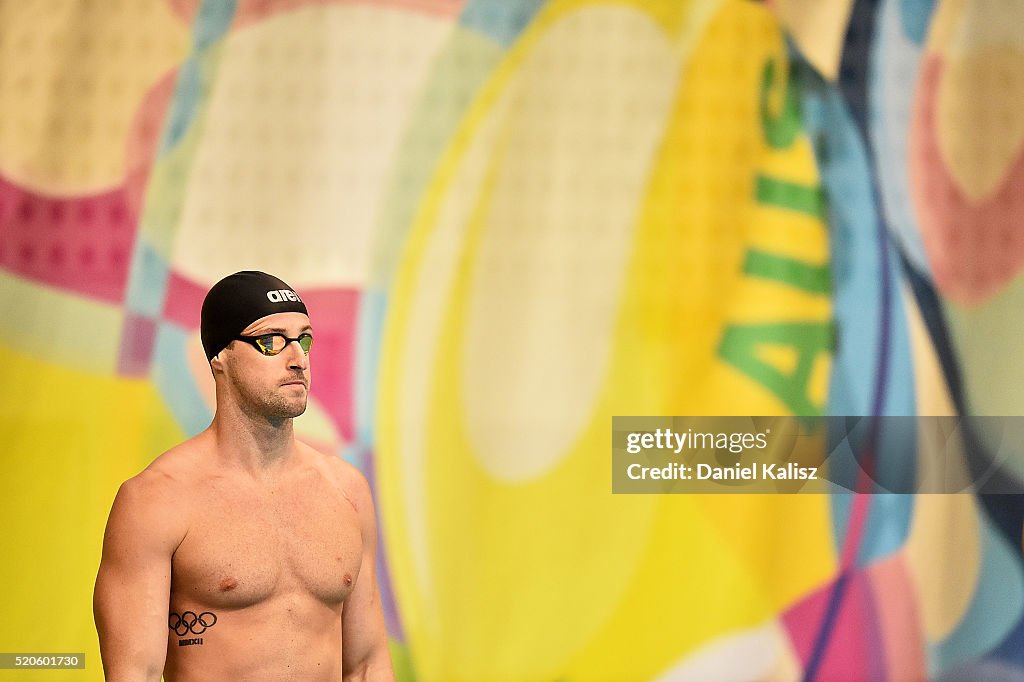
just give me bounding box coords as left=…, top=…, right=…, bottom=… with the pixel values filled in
left=755, top=175, right=825, bottom=219
left=719, top=322, right=832, bottom=418
left=760, top=58, right=801, bottom=150
left=743, top=250, right=830, bottom=295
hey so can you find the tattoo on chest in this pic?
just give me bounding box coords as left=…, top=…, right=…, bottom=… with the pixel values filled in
left=169, top=611, right=218, bottom=647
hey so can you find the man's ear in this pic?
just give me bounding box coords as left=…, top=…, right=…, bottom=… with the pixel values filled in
left=210, top=352, right=225, bottom=374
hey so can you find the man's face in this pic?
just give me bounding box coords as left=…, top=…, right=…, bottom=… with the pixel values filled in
left=216, top=311, right=313, bottom=420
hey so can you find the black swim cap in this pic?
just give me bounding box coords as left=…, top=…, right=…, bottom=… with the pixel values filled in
left=200, top=271, right=309, bottom=361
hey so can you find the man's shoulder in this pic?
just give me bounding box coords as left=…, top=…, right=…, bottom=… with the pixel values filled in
left=104, top=439, right=205, bottom=553
left=116, top=433, right=212, bottom=508
left=298, top=443, right=374, bottom=513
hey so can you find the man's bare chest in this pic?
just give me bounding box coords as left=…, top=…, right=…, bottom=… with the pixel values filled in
left=170, top=475, right=363, bottom=610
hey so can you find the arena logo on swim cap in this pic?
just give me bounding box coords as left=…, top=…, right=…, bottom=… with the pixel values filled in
left=266, top=289, right=301, bottom=303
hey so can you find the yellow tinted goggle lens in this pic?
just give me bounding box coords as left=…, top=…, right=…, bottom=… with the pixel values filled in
left=254, top=336, right=283, bottom=354
left=253, top=334, right=313, bottom=355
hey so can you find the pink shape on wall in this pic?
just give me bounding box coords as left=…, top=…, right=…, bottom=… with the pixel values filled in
left=910, top=56, right=1024, bottom=306
left=165, top=0, right=465, bottom=31
left=289, top=287, right=359, bottom=443
left=163, top=269, right=208, bottom=329
left=124, top=69, right=179, bottom=226
left=119, top=313, right=160, bottom=376
left=782, top=570, right=887, bottom=681
left=867, top=554, right=926, bottom=681
left=0, top=176, right=135, bottom=304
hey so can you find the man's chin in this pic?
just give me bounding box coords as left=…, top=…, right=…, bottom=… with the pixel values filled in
left=279, top=400, right=308, bottom=419
left=262, top=398, right=308, bottom=421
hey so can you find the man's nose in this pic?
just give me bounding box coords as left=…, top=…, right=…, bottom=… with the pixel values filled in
left=284, top=339, right=308, bottom=369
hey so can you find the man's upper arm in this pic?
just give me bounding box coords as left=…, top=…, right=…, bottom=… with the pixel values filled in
left=94, top=471, right=184, bottom=682
left=340, top=466, right=394, bottom=681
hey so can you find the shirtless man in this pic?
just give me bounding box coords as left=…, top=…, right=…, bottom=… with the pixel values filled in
left=94, top=271, right=394, bottom=681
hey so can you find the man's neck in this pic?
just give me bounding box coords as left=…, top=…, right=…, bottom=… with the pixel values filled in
left=209, top=402, right=297, bottom=475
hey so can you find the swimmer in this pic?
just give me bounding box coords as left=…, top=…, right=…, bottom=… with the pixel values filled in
left=94, top=271, right=394, bottom=681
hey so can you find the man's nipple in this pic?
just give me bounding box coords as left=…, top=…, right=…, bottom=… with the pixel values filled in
left=219, top=577, right=239, bottom=592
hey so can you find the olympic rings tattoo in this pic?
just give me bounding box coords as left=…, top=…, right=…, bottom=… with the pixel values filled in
left=169, top=611, right=218, bottom=636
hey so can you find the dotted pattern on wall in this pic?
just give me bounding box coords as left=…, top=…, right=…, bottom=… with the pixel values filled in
left=2, top=1, right=1024, bottom=681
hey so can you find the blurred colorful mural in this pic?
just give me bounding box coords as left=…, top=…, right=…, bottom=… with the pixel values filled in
left=2, top=0, right=1023, bottom=679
